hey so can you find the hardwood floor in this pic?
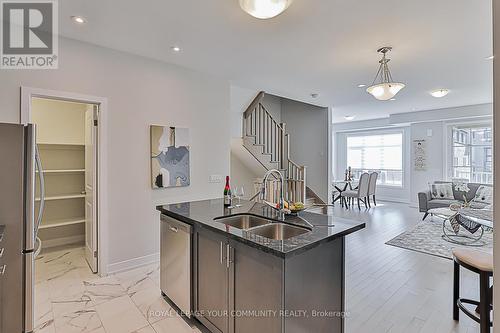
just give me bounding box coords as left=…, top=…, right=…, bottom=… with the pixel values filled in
left=323, top=201, right=482, bottom=333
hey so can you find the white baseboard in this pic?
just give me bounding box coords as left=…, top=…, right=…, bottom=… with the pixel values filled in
left=377, top=196, right=410, bottom=204
left=42, top=235, right=85, bottom=249
left=107, top=252, right=160, bottom=274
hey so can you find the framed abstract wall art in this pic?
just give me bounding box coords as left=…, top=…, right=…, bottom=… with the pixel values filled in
left=150, top=125, right=190, bottom=189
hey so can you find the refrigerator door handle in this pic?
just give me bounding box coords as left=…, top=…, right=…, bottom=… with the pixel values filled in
left=35, top=144, right=45, bottom=238
left=24, top=124, right=36, bottom=252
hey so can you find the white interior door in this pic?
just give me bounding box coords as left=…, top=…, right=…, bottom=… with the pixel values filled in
left=85, top=105, right=98, bottom=273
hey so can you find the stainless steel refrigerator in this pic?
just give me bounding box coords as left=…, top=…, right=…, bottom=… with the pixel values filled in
left=0, top=123, right=45, bottom=333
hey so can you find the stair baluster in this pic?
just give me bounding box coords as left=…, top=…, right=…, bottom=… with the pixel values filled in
left=242, top=92, right=306, bottom=203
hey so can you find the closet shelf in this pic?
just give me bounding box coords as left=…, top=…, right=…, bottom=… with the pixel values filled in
left=37, top=142, right=84, bottom=146
left=35, top=194, right=85, bottom=201
left=36, top=169, right=85, bottom=174
left=39, top=218, right=85, bottom=229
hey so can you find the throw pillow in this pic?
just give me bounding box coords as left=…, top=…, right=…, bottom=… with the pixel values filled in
left=473, top=185, right=493, bottom=205
left=429, top=183, right=454, bottom=199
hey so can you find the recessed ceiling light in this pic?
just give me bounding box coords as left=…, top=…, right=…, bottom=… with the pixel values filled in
left=171, top=46, right=181, bottom=52
left=486, top=55, right=494, bottom=60
left=357, top=84, right=366, bottom=88
left=344, top=115, right=355, bottom=121
left=71, top=16, right=87, bottom=24
left=430, top=89, right=449, bottom=98
left=390, top=98, right=396, bottom=101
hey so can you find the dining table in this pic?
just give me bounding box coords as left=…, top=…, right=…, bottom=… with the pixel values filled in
left=332, top=180, right=359, bottom=205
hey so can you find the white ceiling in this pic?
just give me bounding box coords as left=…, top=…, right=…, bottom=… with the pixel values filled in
left=59, top=0, right=493, bottom=123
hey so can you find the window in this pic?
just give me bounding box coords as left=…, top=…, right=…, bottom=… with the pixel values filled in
left=451, top=125, right=493, bottom=184
left=346, top=132, right=404, bottom=186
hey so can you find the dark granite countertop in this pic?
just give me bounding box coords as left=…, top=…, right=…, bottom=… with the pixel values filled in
left=156, top=199, right=365, bottom=258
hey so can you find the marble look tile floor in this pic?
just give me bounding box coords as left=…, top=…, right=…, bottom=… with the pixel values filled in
left=34, top=245, right=201, bottom=333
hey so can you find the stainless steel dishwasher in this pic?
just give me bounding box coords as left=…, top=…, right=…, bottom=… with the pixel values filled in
left=160, top=214, right=192, bottom=317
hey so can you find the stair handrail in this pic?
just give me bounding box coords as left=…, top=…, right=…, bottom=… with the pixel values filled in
left=243, top=91, right=265, bottom=118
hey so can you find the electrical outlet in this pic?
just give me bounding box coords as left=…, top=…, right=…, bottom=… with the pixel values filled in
left=209, top=175, right=223, bottom=183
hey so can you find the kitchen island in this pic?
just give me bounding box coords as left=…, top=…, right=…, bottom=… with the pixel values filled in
left=156, top=199, right=365, bottom=333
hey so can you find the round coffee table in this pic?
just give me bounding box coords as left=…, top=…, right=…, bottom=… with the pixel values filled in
left=428, top=208, right=486, bottom=246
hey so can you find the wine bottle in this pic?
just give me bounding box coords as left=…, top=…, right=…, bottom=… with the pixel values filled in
left=224, top=176, right=232, bottom=207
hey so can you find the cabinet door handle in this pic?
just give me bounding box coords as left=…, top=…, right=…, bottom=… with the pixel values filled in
left=220, top=242, right=224, bottom=264
left=0, top=265, right=6, bottom=275
left=226, top=244, right=232, bottom=268
left=169, top=226, right=178, bottom=233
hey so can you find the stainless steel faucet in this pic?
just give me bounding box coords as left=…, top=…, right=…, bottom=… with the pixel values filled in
left=261, top=169, right=286, bottom=220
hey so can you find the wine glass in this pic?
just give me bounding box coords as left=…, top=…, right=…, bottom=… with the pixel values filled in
left=234, top=186, right=245, bottom=207
left=237, top=186, right=245, bottom=205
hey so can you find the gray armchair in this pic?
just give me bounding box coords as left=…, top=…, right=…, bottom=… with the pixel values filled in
left=418, top=191, right=433, bottom=220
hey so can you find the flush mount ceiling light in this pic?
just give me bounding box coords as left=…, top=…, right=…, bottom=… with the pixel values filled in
left=366, top=47, right=405, bottom=101
left=430, top=89, right=449, bottom=98
left=239, top=0, right=294, bottom=19
left=71, top=16, right=87, bottom=24
left=344, top=115, right=355, bottom=121
left=357, top=84, right=366, bottom=88
left=171, top=46, right=181, bottom=52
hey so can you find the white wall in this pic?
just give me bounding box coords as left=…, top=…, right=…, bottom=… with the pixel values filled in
left=409, top=121, right=445, bottom=204
left=230, top=153, right=259, bottom=199
left=0, top=37, right=230, bottom=272
left=281, top=99, right=329, bottom=202
left=230, top=85, right=259, bottom=138
left=262, top=94, right=282, bottom=123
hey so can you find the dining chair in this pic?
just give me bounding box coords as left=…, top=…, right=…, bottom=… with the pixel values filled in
left=342, top=173, right=370, bottom=209
left=367, top=172, right=379, bottom=207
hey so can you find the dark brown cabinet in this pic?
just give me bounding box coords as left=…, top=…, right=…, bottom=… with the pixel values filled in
left=0, top=226, right=4, bottom=333
left=195, top=228, right=230, bottom=333
left=194, top=227, right=284, bottom=333
left=229, top=239, right=283, bottom=333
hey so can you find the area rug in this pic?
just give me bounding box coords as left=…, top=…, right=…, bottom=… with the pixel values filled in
left=386, top=219, right=493, bottom=260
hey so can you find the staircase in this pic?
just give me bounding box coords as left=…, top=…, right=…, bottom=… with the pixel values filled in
left=242, top=92, right=307, bottom=204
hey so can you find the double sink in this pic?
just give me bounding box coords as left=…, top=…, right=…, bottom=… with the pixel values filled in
left=215, top=214, right=311, bottom=240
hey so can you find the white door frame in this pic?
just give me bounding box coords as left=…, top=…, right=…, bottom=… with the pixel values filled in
left=21, top=86, right=109, bottom=276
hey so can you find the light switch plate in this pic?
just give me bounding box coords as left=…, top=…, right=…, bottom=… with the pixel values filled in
left=427, top=129, right=433, bottom=137
left=209, top=175, right=223, bottom=183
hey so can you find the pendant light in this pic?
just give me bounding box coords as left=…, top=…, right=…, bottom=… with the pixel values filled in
left=239, top=0, right=294, bottom=19
left=366, top=47, right=405, bottom=101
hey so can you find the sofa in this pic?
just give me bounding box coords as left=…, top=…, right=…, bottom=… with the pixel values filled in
left=418, top=181, right=493, bottom=220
